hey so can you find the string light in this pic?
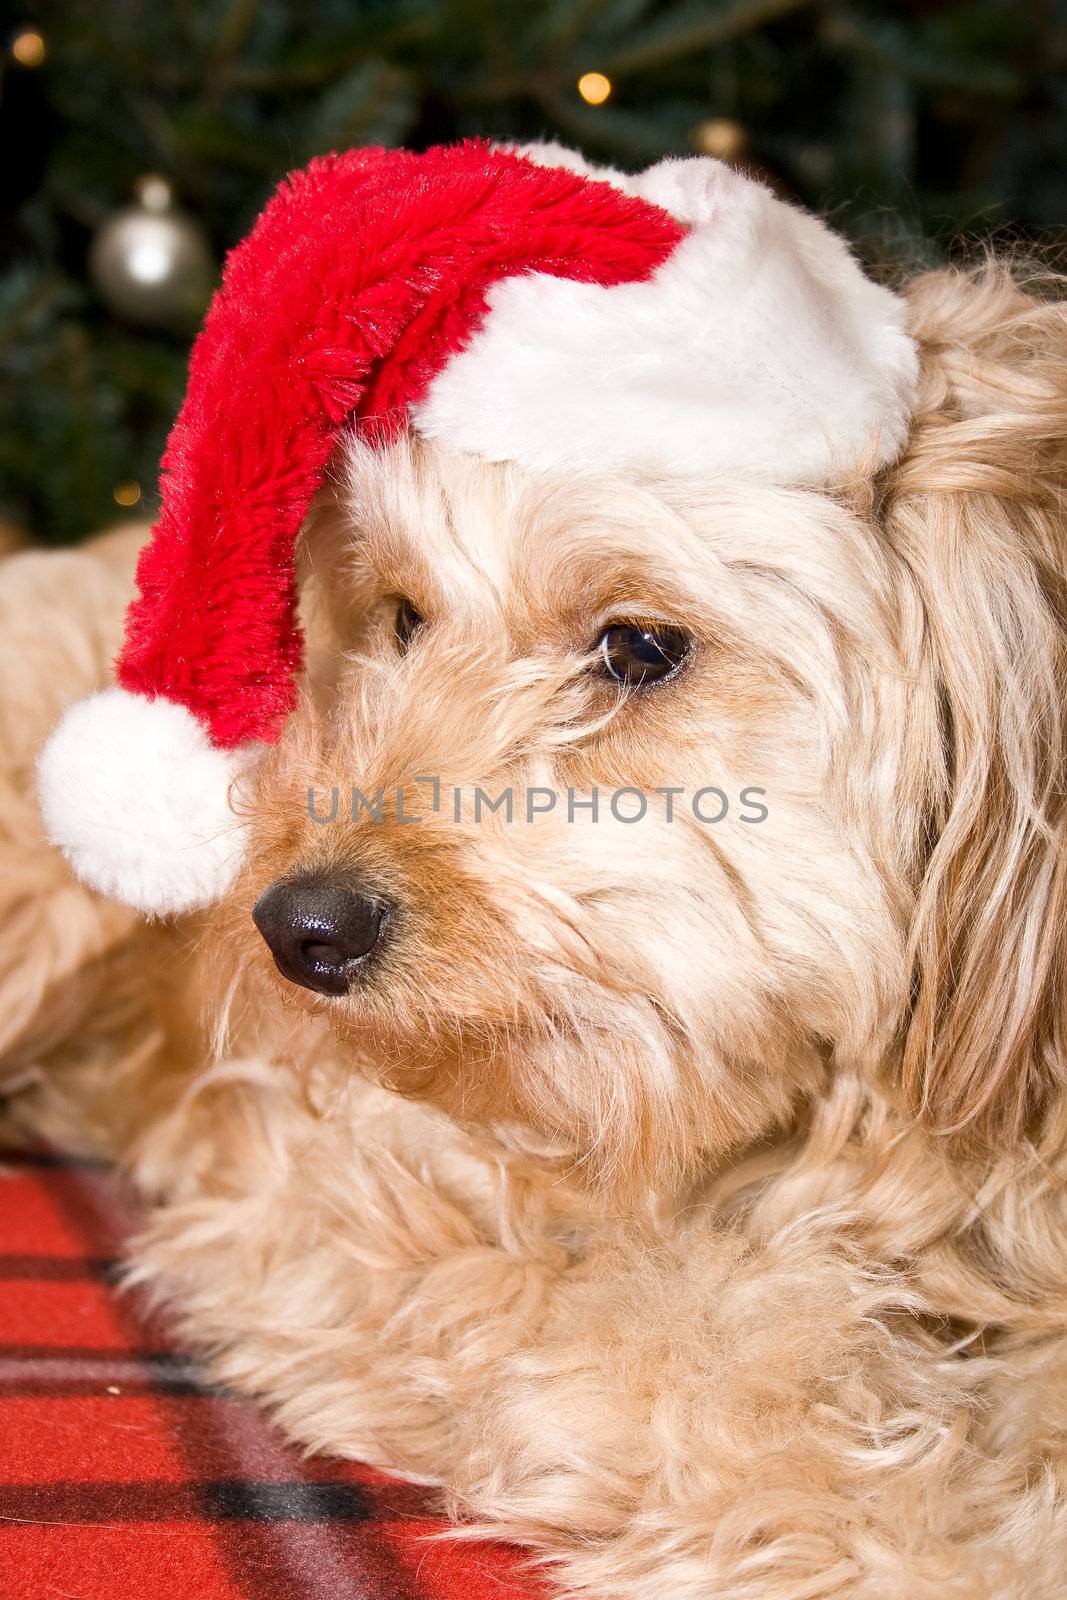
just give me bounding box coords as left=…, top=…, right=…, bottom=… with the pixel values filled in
left=10, top=28, right=45, bottom=67
left=113, top=480, right=142, bottom=507
left=577, top=72, right=612, bottom=106
left=693, top=118, right=746, bottom=162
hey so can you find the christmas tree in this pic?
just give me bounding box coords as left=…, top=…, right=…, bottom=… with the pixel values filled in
left=1, top=0, right=1061, bottom=544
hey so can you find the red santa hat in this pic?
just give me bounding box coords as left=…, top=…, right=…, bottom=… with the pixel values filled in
left=38, top=140, right=917, bottom=916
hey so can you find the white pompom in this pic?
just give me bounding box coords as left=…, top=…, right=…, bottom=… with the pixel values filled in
left=37, top=688, right=254, bottom=916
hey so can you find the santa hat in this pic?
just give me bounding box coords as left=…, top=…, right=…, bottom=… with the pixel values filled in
left=38, top=140, right=917, bottom=916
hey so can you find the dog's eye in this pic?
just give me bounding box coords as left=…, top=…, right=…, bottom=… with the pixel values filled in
left=596, top=622, right=692, bottom=687
left=394, top=598, right=423, bottom=653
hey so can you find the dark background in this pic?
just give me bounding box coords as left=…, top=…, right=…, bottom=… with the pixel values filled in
left=1, top=0, right=1063, bottom=545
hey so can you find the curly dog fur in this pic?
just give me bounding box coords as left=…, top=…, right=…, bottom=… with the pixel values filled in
left=4, top=264, right=1067, bottom=1597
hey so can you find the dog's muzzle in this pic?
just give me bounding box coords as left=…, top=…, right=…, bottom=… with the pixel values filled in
left=252, top=873, right=391, bottom=996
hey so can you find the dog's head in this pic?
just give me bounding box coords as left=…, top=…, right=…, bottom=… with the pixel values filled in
left=237, top=433, right=897, bottom=1185
left=220, top=266, right=1067, bottom=1190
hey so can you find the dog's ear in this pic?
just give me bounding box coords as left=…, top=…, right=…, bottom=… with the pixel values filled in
left=294, top=483, right=372, bottom=702
left=880, top=265, right=1067, bottom=1149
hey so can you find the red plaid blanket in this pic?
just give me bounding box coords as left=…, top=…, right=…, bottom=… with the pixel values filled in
left=0, top=1148, right=542, bottom=1600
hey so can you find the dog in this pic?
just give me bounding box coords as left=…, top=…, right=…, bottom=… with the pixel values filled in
left=4, top=248, right=1067, bottom=1597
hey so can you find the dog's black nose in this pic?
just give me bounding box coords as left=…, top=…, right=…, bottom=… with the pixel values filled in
left=252, top=874, right=390, bottom=995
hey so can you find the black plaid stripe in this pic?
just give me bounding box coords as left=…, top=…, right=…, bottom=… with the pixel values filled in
left=0, top=1346, right=216, bottom=1395
left=0, top=1253, right=118, bottom=1279
left=0, top=1149, right=110, bottom=1171
left=0, top=1480, right=372, bottom=1523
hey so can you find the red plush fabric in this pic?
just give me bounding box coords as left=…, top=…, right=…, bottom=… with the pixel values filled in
left=0, top=1148, right=546, bottom=1600
left=117, top=141, right=685, bottom=750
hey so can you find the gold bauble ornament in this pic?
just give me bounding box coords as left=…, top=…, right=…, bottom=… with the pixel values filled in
left=89, top=176, right=214, bottom=329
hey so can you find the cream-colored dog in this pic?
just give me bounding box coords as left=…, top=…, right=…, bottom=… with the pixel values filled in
left=4, top=260, right=1067, bottom=1598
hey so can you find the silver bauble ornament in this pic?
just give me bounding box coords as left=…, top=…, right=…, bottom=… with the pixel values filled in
left=89, top=175, right=214, bottom=328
